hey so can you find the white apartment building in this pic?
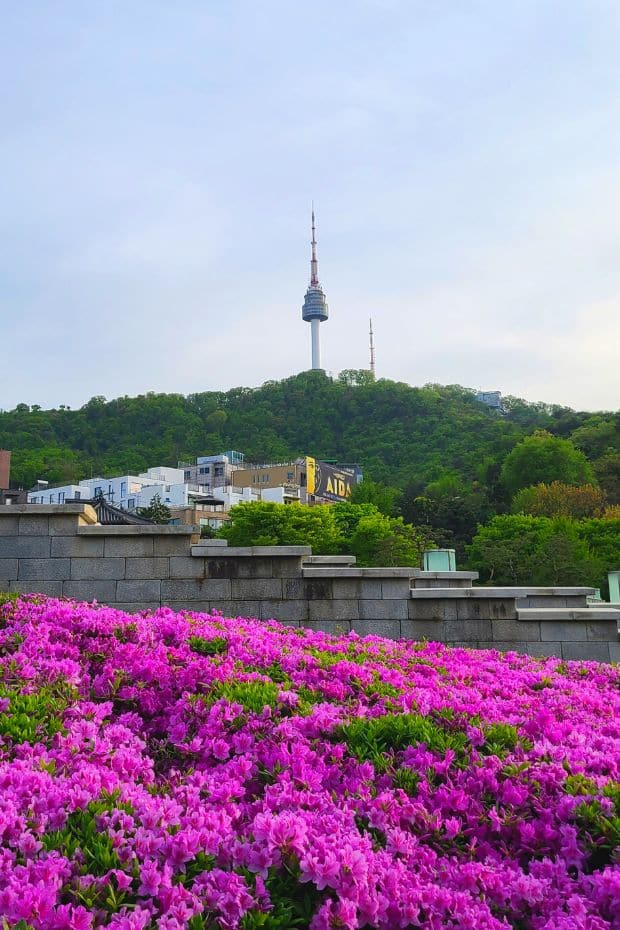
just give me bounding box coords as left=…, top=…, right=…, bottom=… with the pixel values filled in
left=28, top=466, right=212, bottom=512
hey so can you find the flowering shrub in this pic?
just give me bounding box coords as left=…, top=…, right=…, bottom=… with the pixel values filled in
left=0, top=595, right=618, bottom=929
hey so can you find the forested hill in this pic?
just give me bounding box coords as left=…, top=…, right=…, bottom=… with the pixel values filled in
left=1, top=370, right=618, bottom=498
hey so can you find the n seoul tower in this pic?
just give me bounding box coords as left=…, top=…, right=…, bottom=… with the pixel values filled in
left=301, top=207, right=329, bottom=369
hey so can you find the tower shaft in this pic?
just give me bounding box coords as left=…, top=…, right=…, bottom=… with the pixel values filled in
left=311, top=318, right=321, bottom=369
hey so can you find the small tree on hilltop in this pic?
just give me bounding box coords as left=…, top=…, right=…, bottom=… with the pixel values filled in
left=137, top=494, right=171, bottom=525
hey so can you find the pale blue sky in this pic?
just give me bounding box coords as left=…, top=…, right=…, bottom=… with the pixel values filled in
left=1, top=1, right=619, bottom=411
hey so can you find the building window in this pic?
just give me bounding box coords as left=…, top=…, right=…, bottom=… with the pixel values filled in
left=184, top=471, right=191, bottom=480
left=58, top=492, right=65, bottom=503
left=94, top=486, right=102, bottom=497
left=128, top=498, right=135, bottom=508
left=287, top=471, right=294, bottom=481
left=120, top=481, right=127, bottom=497
left=50, top=494, right=55, bottom=503
left=74, top=490, right=81, bottom=500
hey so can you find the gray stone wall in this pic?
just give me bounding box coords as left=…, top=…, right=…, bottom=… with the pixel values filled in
left=0, top=505, right=618, bottom=663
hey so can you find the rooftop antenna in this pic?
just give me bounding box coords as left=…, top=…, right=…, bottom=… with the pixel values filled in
left=369, top=317, right=376, bottom=379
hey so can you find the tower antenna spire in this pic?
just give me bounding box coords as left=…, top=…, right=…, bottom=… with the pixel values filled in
left=369, top=318, right=376, bottom=379
left=310, top=203, right=319, bottom=286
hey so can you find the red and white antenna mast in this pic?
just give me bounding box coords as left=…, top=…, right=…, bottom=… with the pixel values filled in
left=369, top=318, right=376, bottom=378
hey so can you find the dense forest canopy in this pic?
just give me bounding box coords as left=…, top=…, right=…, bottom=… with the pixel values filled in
left=2, top=370, right=617, bottom=494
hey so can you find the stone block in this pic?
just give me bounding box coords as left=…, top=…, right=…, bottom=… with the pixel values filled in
left=408, top=599, right=458, bottom=621
left=309, top=599, right=359, bottom=622
left=169, top=556, right=203, bottom=579
left=204, top=558, right=239, bottom=579
left=51, top=535, right=105, bottom=558
left=9, top=580, right=63, bottom=597
left=332, top=579, right=379, bottom=599
left=304, top=579, right=333, bottom=600
left=586, top=621, right=618, bottom=641
left=19, top=558, right=70, bottom=580
left=153, top=536, right=193, bottom=556
left=400, top=619, right=445, bottom=642
left=456, top=599, right=516, bottom=621
left=48, top=514, right=81, bottom=536
left=352, top=619, right=401, bottom=640
left=608, top=643, right=620, bottom=663
left=492, top=619, right=540, bottom=642
left=0, top=536, right=51, bottom=558
left=231, top=579, right=283, bottom=600
left=210, top=600, right=262, bottom=618
left=524, top=642, right=563, bottom=658
left=272, top=557, right=305, bottom=578
left=70, top=558, right=126, bottom=580
left=161, top=579, right=232, bottom=601
left=359, top=599, right=408, bottom=621
left=0, top=559, right=18, bottom=581
left=561, top=642, right=611, bottom=662
left=260, top=600, right=309, bottom=623
left=234, top=558, right=274, bottom=578
left=125, top=557, right=170, bottom=580
left=540, top=621, right=587, bottom=642
left=116, top=580, right=162, bottom=603
left=19, top=515, right=50, bottom=535
left=444, top=619, right=492, bottom=642
left=63, top=580, right=118, bottom=602
left=306, top=620, right=351, bottom=635
left=0, top=515, right=19, bottom=535
left=283, top=578, right=305, bottom=599
left=104, top=537, right=154, bottom=557
left=381, top=579, right=412, bottom=599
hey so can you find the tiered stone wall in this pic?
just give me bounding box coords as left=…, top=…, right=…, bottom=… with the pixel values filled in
left=0, top=505, right=618, bottom=662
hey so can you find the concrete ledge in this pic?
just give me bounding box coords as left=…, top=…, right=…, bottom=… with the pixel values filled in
left=303, top=555, right=357, bottom=565
left=0, top=504, right=98, bottom=521
left=518, top=608, right=620, bottom=621
left=303, top=567, right=418, bottom=578
left=80, top=525, right=198, bottom=535
left=193, top=545, right=310, bottom=557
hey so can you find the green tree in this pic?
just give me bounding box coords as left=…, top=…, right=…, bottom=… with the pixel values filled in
left=500, top=431, right=595, bottom=496
left=219, top=502, right=342, bottom=553
left=349, top=479, right=400, bottom=516
left=467, top=515, right=604, bottom=587
left=512, top=482, right=605, bottom=518
left=136, top=494, right=171, bottom=525
left=349, top=511, right=433, bottom=567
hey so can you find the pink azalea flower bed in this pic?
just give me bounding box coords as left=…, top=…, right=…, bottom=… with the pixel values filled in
left=0, top=596, right=619, bottom=930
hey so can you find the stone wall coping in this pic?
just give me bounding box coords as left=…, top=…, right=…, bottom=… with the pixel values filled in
left=0, top=503, right=98, bottom=523
left=410, top=586, right=596, bottom=599
left=191, top=539, right=229, bottom=547
left=302, top=567, right=419, bottom=578
left=79, top=525, right=199, bottom=536
left=518, top=607, right=620, bottom=621
left=303, top=555, right=357, bottom=565
left=0, top=504, right=90, bottom=515
left=192, top=545, right=311, bottom=557
left=417, top=571, right=479, bottom=580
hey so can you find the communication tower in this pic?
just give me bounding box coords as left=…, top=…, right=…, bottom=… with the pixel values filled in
left=301, top=207, right=329, bottom=369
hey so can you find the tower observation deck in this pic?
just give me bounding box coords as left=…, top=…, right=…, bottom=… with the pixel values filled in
left=301, top=208, right=328, bottom=369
